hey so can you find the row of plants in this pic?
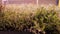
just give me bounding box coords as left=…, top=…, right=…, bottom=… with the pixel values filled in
left=0, top=5, right=60, bottom=34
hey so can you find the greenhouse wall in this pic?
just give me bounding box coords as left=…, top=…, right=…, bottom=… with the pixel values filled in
left=2, top=0, right=57, bottom=5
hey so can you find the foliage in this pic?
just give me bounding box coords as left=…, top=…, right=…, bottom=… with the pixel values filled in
left=0, top=5, right=60, bottom=34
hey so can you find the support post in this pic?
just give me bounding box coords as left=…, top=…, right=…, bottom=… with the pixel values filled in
left=37, top=0, right=38, bottom=6
left=58, top=0, right=60, bottom=7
